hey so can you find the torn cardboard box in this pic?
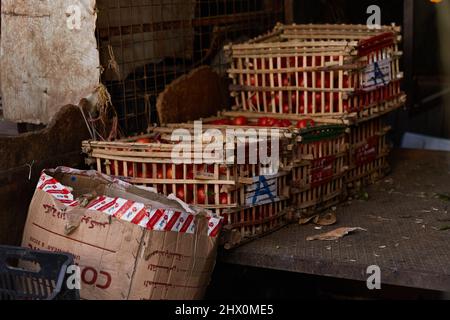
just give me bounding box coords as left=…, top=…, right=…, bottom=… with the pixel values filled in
left=21, top=167, right=222, bottom=300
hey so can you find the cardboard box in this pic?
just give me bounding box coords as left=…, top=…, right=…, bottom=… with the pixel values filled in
left=22, top=167, right=221, bottom=300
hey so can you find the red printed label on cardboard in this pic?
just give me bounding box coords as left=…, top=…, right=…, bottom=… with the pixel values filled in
left=355, top=136, right=379, bottom=166
left=310, top=156, right=336, bottom=187
left=36, top=173, right=222, bottom=237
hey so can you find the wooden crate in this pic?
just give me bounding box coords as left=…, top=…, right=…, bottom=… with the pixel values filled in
left=221, top=197, right=292, bottom=250
left=289, top=125, right=348, bottom=219
left=169, top=110, right=349, bottom=167
left=171, top=111, right=349, bottom=220
left=82, top=128, right=293, bottom=249
left=82, top=130, right=290, bottom=213
left=346, top=117, right=392, bottom=192
left=158, top=121, right=296, bottom=172
left=225, top=23, right=405, bottom=120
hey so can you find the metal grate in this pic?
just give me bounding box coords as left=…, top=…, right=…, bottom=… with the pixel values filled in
left=96, top=0, right=284, bottom=135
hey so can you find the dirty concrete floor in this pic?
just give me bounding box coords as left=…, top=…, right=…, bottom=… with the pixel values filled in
left=214, top=149, right=450, bottom=298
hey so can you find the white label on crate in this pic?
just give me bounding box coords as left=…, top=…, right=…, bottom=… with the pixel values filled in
left=362, top=58, right=392, bottom=91
left=245, top=176, right=278, bottom=205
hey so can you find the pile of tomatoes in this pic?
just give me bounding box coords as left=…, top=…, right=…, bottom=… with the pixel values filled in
left=208, top=116, right=316, bottom=130
left=208, top=116, right=249, bottom=126
left=174, top=186, right=230, bottom=206
left=242, top=56, right=352, bottom=114
left=110, top=163, right=230, bottom=205
left=247, top=87, right=350, bottom=114
left=135, top=137, right=153, bottom=144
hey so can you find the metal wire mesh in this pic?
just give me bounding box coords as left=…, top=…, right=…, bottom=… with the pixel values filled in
left=96, top=0, right=285, bottom=135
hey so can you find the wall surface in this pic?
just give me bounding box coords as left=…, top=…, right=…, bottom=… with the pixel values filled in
left=0, top=0, right=100, bottom=125
left=0, top=105, right=90, bottom=245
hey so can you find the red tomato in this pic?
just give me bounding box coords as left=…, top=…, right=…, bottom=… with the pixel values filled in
left=250, top=94, right=259, bottom=107
left=270, top=93, right=280, bottom=107
left=282, top=104, right=291, bottom=113
left=317, top=77, right=331, bottom=88
left=272, top=119, right=282, bottom=127
left=156, top=166, right=164, bottom=179
left=127, top=166, right=135, bottom=177
left=265, top=117, right=276, bottom=127
left=166, top=166, right=175, bottom=179
left=210, top=119, right=231, bottom=126
left=246, top=75, right=257, bottom=86
left=136, top=138, right=152, bottom=144
left=258, top=117, right=269, bottom=127
left=296, top=119, right=316, bottom=129
left=297, top=77, right=305, bottom=87
left=233, top=116, right=249, bottom=126
left=176, top=186, right=186, bottom=202
left=197, top=164, right=214, bottom=174
left=333, top=92, right=340, bottom=102
left=298, top=105, right=305, bottom=114
left=315, top=93, right=323, bottom=104
left=219, top=166, right=228, bottom=176
left=282, top=77, right=291, bottom=87
left=316, top=78, right=323, bottom=88
left=291, top=93, right=297, bottom=105
left=197, top=187, right=207, bottom=205
left=110, top=165, right=117, bottom=176
left=301, top=92, right=306, bottom=105
left=280, top=119, right=292, bottom=128
left=220, top=193, right=229, bottom=205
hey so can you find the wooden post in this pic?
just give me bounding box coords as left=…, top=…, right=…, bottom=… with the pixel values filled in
left=284, top=0, right=294, bottom=24
left=393, top=0, right=414, bottom=146
left=404, top=0, right=415, bottom=109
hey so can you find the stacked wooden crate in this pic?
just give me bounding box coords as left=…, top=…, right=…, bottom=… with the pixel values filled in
left=82, top=115, right=349, bottom=247
left=346, top=117, right=392, bottom=192
left=83, top=125, right=294, bottom=249
left=83, top=23, right=405, bottom=248
left=225, top=23, right=406, bottom=196
left=183, top=112, right=349, bottom=220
